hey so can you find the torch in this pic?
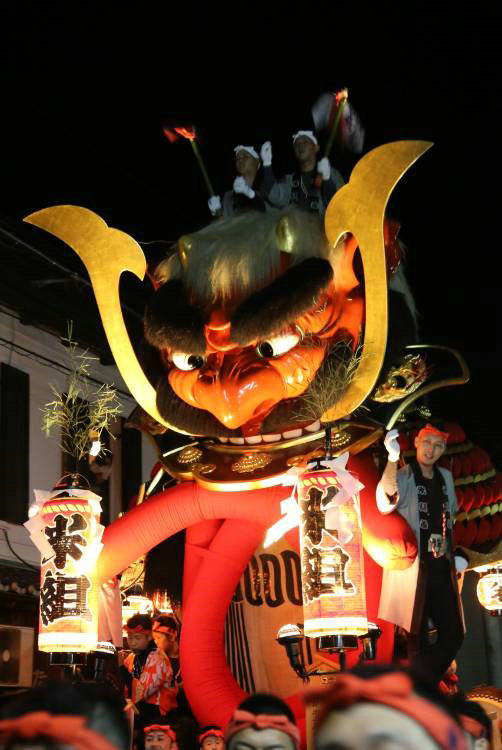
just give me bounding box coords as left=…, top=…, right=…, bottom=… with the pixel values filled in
left=163, top=124, right=216, bottom=197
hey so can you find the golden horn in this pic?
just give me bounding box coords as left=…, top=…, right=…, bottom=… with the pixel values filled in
left=275, top=215, right=295, bottom=253
left=321, top=140, right=433, bottom=423
left=178, top=234, right=193, bottom=270
left=23, top=205, right=194, bottom=435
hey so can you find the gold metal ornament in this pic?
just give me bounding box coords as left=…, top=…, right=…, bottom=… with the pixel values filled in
left=231, top=453, right=273, bottom=474
left=275, top=215, right=295, bottom=253
left=322, top=140, right=433, bottom=423
left=386, top=345, right=469, bottom=430
left=372, top=353, right=427, bottom=403
left=177, top=446, right=203, bottom=464
left=178, top=235, right=193, bottom=270
left=23, top=206, right=192, bottom=435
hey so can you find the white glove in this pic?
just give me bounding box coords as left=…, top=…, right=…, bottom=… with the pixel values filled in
left=454, top=551, right=469, bottom=573
left=260, top=140, right=272, bottom=167
left=208, top=195, right=222, bottom=216
left=233, top=176, right=255, bottom=199
left=384, top=429, right=400, bottom=463
left=317, top=157, right=331, bottom=181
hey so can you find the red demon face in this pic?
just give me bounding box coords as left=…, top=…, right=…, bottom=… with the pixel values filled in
left=144, top=216, right=363, bottom=441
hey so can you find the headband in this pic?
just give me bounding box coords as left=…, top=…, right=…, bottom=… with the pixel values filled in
left=152, top=623, right=176, bottom=635
left=417, top=424, right=449, bottom=442
left=225, top=710, right=300, bottom=750
left=292, top=130, right=318, bottom=145
left=304, top=673, right=466, bottom=750
left=0, top=711, right=118, bottom=750
left=234, top=145, right=260, bottom=161
left=459, top=715, right=486, bottom=739
left=126, top=625, right=152, bottom=634
left=144, top=724, right=177, bottom=742
left=198, top=728, right=224, bottom=744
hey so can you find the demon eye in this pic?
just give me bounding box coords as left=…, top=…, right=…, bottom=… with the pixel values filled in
left=171, top=352, right=206, bottom=371
left=255, top=330, right=301, bottom=359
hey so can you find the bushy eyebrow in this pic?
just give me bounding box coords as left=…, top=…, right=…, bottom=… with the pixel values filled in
left=230, top=258, right=333, bottom=346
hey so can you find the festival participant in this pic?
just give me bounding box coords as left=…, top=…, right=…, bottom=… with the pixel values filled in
left=261, top=131, right=344, bottom=216
left=198, top=726, right=224, bottom=750
left=225, top=694, right=299, bottom=750
left=450, top=695, right=493, bottom=750
left=119, top=614, right=176, bottom=727
left=208, top=146, right=266, bottom=218
left=377, top=425, right=467, bottom=682
left=0, top=682, right=129, bottom=750
left=309, top=664, right=467, bottom=750
left=152, top=616, right=180, bottom=674
left=144, top=723, right=178, bottom=750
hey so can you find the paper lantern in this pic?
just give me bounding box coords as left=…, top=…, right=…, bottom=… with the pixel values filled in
left=25, top=479, right=104, bottom=653
left=297, top=467, right=368, bottom=638
left=476, top=566, right=502, bottom=611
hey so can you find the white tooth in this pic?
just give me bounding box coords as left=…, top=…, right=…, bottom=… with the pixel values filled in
left=218, top=437, right=228, bottom=443
left=282, top=429, right=302, bottom=439
left=305, top=420, right=321, bottom=432
left=229, top=437, right=245, bottom=445
left=262, top=433, right=281, bottom=443
left=245, top=435, right=262, bottom=444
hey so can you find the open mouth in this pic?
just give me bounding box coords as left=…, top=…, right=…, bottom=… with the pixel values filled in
left=215, top=420, right=321, bottom=445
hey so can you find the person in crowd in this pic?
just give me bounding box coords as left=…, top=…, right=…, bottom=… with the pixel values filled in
left=261, top=131, right=344, bottom=217
left=119, top=613, right=176, bottom=727
left=197, top=726, right=224, bottom=750
left=377, top=424, right=467, bottom=682
left=450, top=695, right=493, bottom=750
left=208, top=146, right=266, bottom=218
left=309, top=664, right=467, bottom=750
left=225, top=694, right=299, bottom=750
left=0, top=682, right=129, bottom=750
left=144, top=723, right=178, bottom=750
left=152, top=616, right=180, bottom=681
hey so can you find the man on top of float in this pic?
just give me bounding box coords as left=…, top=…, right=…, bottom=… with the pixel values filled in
left=260, top=130, right=344, bottom=217
left=208, top=145, right=267, bottom=218
left=376, top=424, right=467, bottom=681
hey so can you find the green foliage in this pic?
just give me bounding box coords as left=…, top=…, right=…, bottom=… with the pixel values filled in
left=41, top=323, right=122, bottom=461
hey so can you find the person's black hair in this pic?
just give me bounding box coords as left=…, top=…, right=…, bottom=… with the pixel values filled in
left=236, top=693, right=296, bottom=724
left=126, top=613, right=153, bottom=630
left=154, top=615, right=179, bottom=633
left=198, top=725, right=222, bottom=733
left=0, top=682, right=129, bottom=750
left=450, top=694, right=492, bottom=740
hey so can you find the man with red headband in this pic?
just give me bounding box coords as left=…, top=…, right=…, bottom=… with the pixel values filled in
left=144, top=723, right=178, bottom=750
left=309, top=664, right=467, bottom=750
left=119, top=614, right=176, bottom=727
left=377, top=425, right=466, bottom=682
left=198, top=725, right=225, bottom=750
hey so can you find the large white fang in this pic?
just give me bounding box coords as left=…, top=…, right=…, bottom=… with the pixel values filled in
left=305, top=420, right=321, bottom=432
left=229, top=437, right=245, bottom=445
left=262, top=433, right=281, bottom=443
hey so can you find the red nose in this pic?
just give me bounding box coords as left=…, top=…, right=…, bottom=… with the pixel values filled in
left=192, top=351, right=285, bottom=429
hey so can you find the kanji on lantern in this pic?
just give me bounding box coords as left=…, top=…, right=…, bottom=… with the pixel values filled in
left=25, top=483, right=104, bottom=653
left=298, top=465, right=368, bottom=638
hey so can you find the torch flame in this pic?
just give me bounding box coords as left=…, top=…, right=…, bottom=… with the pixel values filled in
left=175, top=126, right=196, bottom=141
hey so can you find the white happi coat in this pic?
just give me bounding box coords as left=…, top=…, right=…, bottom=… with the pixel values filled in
left=376, top=463, right=459, bottom=633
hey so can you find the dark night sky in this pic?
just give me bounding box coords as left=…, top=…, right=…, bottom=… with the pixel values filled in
left=2, top=2, right=501, bottom=456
